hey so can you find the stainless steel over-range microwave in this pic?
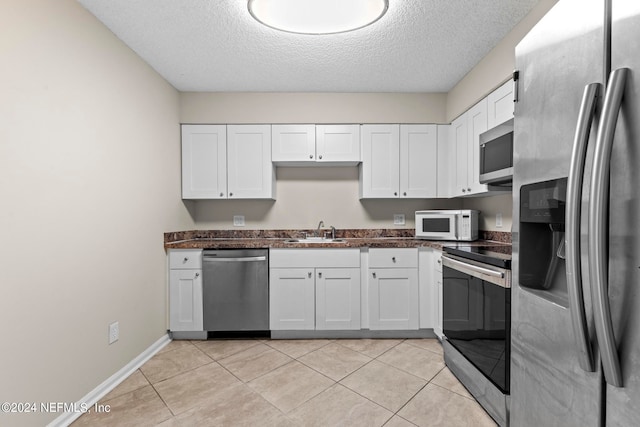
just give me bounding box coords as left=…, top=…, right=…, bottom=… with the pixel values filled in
left=415, top=210, right=479, bottom=241
left=479, top=118, right=513, bottom=185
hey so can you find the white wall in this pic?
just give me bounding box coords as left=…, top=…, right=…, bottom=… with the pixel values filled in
left=0, top=1, right=193, bottom=426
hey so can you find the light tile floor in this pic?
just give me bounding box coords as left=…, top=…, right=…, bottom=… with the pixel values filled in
left=72, top=338, right=496, bottom=427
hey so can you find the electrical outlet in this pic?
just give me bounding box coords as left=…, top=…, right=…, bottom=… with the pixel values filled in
left=233, top=215, right=245, bottom=226
left=496, top=213, right=503, bottom=228
left=393, top=214, right=405, bottom=225
left=109, top=321, right=119, bottom=344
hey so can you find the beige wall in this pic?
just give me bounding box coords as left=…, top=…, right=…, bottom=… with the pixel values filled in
left=0, top=1, right=193, bottom=425
left=446, top=0, right=559, bottom=122
left=193, top=167, right=462, bottom=230
left=180, top=92, right=448, bottom=124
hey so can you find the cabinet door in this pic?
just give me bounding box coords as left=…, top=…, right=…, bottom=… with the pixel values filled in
left=270, top=268, right=315, bottom=330
left=169, top=269, right=203, bottom=331
left=451, top=114, right=468, bottom=197
left=360, top=124, right=400, bottom=198
left=418, top=248, right=434, bottom=329
left=436, top=125, right=452, bottom=198
left=316, top=125, right=360, bottom=163
left=272, top=124, right=316, bottom=162
left=467, top=98, right=489, bottom=195
left=433, top=252, right=444, bottom=339
left=181, top=125, right=227, bottom=199
left=487, top=80, right=514, bottom=129
left=369, top=268, right=419, bottom=330
left=400, top=124, right=437, bottom=198
left=316, top=268, right=360, bottom=330
left=227, top=125, right=274, bottom=199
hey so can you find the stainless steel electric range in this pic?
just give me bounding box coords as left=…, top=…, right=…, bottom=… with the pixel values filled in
left=441, top=244, right=512, bottom=427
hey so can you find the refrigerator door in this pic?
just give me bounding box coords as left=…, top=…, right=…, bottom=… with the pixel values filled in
left=605, top=1, right=640, bottom=425
left=511, top=0, right=604, bottom=425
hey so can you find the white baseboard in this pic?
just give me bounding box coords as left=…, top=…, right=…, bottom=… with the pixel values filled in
left=48, top=333, right=171, bottom=427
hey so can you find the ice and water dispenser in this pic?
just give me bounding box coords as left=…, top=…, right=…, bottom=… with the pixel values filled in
left=519, top=178, right=569, bottom=306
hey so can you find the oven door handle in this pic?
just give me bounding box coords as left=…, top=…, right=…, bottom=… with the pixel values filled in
left=442, top=256, right=504, bottom=279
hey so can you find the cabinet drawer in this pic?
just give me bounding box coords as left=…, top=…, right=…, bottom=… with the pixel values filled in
left=369, top=248, right=417, bottom=268
left=169, top=249, right=203, bottom=269
left=270, top=248, right=360, bottom=268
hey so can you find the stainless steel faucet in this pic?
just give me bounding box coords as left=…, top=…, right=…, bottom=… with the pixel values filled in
left=315, top=220, right=324, bottom=237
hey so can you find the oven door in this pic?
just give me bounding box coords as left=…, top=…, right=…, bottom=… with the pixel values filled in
left=442, top=254, right=511, bottom=393
left=416, top=213, right=457, bottom=240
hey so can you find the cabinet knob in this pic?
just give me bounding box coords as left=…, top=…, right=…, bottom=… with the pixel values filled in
left=318, top=272, right=322, bottom=278
left=392, top=257, right=396, bottom=263
left=308, top=272, right=312, bottom=278
left=372, top=272, right=377, bottom=278
left=319, top=155, right=323, bottom=159
left=309, top=154, right=313, bottom=159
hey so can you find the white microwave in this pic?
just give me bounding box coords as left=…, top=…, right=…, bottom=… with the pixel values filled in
left=415, top=210, right=479, bottom=241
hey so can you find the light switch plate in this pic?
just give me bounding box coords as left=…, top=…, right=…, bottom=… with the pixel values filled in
left=496, top=213, right=503, bottom=228
left=233, top=215, right=245, bottom=226
left=393, top=214, right=405, bottom=225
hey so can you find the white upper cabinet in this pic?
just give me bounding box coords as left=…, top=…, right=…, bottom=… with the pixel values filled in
left=227, top=125, right=275, bottom=199
left=182, top=124, right=274, bottom=200
left=360, top=124, right=401, bottom=198
left=400, top=124, right=438, bottom=198
left=181, top=125, right=227, bottom=199
left=451, top=98, right=489, bottom=197
left=436, top=125, right=452, bottom=198
left=360, top=124, right=437, bottom=199
left=315, top=125, right=360, bottom=163
left=487, top=79, right=515, bottom=129
left=271, top=124, right=316, bottom=163
left=272, top=124, right=360, bottom=165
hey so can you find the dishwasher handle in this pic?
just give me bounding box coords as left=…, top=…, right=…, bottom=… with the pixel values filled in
left=203, top=255, right=267, bottom=262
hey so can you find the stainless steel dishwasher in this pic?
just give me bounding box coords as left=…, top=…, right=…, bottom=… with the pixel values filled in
left=202, top=249, right=269, bottom=331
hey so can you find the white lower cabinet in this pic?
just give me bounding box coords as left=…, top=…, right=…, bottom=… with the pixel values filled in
left=270, top=268, right=315, bottom=330
left=316, top=268, right=360, bottom=330
left=433, top=250, right=444, bottom=339
left=269, top=249, right=360, bottom=331
left=168, top=249, right=203, bottom=332
left=368, top=248, right=419, bottom=330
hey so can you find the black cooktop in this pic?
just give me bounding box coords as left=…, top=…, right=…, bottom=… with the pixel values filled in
left=444, top=244, right=512, bottom=269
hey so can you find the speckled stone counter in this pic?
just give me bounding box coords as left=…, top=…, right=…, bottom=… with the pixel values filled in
left=164, top=229, right=511, bottom=251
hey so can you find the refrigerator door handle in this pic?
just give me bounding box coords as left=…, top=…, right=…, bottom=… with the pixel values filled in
left=589, top=67, right=629, bottom=388
left=566, top=82, right=600, bottom=373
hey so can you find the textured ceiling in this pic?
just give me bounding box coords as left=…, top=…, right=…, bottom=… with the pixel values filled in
left=77, top=0, right=539, bottom=93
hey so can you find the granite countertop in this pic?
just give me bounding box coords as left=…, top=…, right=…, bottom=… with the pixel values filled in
left=164, top=229, right=511, bottom=252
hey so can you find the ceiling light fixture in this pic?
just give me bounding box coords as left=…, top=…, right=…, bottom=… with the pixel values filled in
left=248, top=0, right=389, bottom=35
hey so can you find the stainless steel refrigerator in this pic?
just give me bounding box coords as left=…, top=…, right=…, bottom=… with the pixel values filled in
left=512, top=0, right=640, bottom=426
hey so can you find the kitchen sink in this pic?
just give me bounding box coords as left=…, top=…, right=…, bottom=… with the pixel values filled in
left=284, top=238, right=346, bottom=244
